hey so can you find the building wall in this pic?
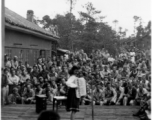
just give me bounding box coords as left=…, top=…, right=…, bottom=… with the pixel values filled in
left=5, top=28, right=53, bottom=65
left=5, top=29, right=52, bottom=49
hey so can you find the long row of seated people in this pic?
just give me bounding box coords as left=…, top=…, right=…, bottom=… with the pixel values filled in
left=2, top=49, right=150, bottom=109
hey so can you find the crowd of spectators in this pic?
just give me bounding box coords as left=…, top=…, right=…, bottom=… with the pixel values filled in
left=2, top=48, right=151, bottom=119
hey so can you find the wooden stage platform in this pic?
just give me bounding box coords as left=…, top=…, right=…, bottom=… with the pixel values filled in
left=1, top=104, right=140, bottom=120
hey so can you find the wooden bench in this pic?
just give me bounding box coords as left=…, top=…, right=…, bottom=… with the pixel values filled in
left=52, top=96, right=67, bottom=112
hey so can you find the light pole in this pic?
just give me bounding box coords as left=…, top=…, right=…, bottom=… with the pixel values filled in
left=90, top=75, right=94, bottom=120
left=69, top=0, right=73, bottom=52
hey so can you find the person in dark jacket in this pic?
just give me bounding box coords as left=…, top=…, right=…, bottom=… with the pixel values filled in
left=1, top=68, right=9, bottom=105
left=123, top=82, right=137, bottom=106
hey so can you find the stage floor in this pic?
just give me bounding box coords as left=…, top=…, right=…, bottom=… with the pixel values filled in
left=1, top=104, right=140, bottom=120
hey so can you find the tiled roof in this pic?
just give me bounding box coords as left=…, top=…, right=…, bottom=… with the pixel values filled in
left=5, top=7, right=59, bottom=39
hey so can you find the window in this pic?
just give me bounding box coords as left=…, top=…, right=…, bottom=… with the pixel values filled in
left=19, top=49, right=23, bottom=62
left=5, top=48, right=12, bottom=59
left=40, top=50, right=46, bottom=58
left=25, top=50, right=29, bottom=62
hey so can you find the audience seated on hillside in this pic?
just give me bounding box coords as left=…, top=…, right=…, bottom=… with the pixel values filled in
left=2, top=47, right=151, bottom=119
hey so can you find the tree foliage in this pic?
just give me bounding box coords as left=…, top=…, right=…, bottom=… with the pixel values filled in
left=37, top=2, right=124, bottom=56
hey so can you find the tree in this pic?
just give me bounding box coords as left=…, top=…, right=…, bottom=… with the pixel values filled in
left=77, top=2, right=118, bottom=55
left=135, top=20, right=151, bottom=50
left=78, top=2, right=104, bottom=53
left=118, top=27, right=123, bottom=39
left=133, top=16, right=140, bottom=34
left=37, top=2, right=121, bottom=56
left=113, top=20, right=118, bottom=31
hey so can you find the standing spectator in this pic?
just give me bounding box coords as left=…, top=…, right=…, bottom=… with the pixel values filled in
left=11, top=56, right=19, bottom=69
left=46, top=57, right=53, bottom=70
left=37, top=58, right=43, bottom=72
left=1, top=68, right=9, bottom=105
left=4, top=55, right=11, bottom=68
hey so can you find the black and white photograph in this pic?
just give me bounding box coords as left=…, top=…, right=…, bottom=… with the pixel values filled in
left=1, top=0, right=151, bottom=120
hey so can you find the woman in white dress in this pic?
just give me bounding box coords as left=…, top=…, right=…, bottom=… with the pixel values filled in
left=66, top=66, right=80, bottom=120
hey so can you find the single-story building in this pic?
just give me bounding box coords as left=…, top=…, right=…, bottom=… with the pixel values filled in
left=5, top=8, right=59, bottom=65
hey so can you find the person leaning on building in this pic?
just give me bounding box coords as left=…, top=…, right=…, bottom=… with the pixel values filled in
left=1, top=68, right=9, bottom=105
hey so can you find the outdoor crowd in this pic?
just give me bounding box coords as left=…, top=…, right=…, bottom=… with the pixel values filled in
left=2, top=48, right=151, bottom=118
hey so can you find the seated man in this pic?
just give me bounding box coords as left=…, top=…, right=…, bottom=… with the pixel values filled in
left=135, top=85, right=148, bottom=106
left=116, top=83, right=124, bottom=105
left=123, top=83, right=137, bottom=106
left=43, top=83, right=57, bottom=102
left=22, top=84, right=35, bottom=104
left=93, top=85, right=104, bottom=105
left=58, top=83, right=67, bottom=96
left=8, top=87, right=22, bottom=104
left=82, top=93, right=92, bottom=105
left=103, top=83, right=116, bottom=105
left=82, top=85, right=92, bottom=105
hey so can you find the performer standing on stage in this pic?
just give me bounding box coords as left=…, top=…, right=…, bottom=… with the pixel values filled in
left=66, top=66, right=80, bottom=120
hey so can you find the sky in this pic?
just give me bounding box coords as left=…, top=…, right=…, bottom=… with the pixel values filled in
left=5, top=0, right=151, bottom=36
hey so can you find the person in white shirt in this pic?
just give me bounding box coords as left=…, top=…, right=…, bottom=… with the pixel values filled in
left=116, top=83, right=124, bottom=105
left=130, top=52, right=135, bottom=63
left=11, top=56, right=19, bottom=69
left=20, top=70, right=31, bottom=84
left=4, top=55, right=12, bottom=68
left=66, top=66, right=80, bottom=120
left=100, top=66, right=111, bottom=78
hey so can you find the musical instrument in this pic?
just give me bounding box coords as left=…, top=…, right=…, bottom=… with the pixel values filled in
left=76, top=77, right=86, bottom=98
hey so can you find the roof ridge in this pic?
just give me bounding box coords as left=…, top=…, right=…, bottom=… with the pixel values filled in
left=5, top=7, right=59, bottom=39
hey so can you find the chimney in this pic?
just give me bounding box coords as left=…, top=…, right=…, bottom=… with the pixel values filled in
left=26, top=10, right=34, bottom=22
